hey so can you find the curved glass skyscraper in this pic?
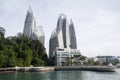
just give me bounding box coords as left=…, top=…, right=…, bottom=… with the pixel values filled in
left=23, top=6, right=36, bottom=38
left=69, top=19, right=77, bottom=49
left=23, top=7, right=44, bottom=45
left=49, top=14, right=77, bottom=58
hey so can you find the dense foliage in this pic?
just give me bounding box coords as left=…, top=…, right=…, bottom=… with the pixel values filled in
left=0, top=33, right=48, bottom=67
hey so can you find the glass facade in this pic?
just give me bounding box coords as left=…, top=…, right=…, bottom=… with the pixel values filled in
left=49, top=14, right=77, bottom=58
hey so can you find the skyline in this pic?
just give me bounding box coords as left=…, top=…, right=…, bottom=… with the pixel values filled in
left=0, top=0, right=120, bottom=57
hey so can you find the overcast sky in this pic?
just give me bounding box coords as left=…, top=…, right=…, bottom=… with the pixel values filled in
left=0, top=0, right=120, bottom=57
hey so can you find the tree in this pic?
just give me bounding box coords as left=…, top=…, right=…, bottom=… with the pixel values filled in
left=72, top=54, right=86, bottom=66
left=94, top=61, right=101, bottom=65
left=0, top=32, right=4, bottom=39
left=87, top=58, right=94, bottom=65
left=66, top=57, right=72, bottom=66
left=0, top=51, right=6, bottom=67
left=0, top=33, right=48, bottom=67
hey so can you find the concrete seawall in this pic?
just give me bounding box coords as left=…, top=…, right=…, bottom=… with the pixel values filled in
left=0, top=67, right=55, bottom=72
left=17, top=67, right=55, bottom=72
left=0, top=66, right=116, bottom=72
left=55, top=66, right=116, bottom=72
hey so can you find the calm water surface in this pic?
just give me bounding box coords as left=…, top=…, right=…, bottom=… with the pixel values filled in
left=0, top=69, right=120, bottom=80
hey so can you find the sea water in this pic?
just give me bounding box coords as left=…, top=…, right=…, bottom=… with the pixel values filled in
left=0, top=69, right=120, bottom=80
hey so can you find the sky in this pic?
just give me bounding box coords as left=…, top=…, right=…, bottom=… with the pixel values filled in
left=0, top=0, right=120, bottom=57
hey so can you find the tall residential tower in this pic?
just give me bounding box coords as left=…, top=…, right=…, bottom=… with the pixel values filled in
left=49, top=14, right=77, bottom=58
left=69, top=19, right=77, bottom=49
left=23, top=7, right=36, bottom=38
left=23, top=7, right=44, bottom=45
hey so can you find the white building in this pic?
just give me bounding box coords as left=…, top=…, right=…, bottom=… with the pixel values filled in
left=54, top=48, right=81, bottom=66
left=95, top=56, right=118, bottom=64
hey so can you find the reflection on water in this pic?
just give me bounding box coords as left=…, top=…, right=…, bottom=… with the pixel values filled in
left=0, top=69, right=120, bottom=80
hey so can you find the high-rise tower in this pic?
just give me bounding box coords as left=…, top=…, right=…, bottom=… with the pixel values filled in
left=23, top=7, right=44, bottom=45
left=56, top=14, right=70, bottom=48
left=49, top=14, right=77, bottom=58
left=69, top=19, right=77, bottom=49
left=23, top=6, right=36, bottom=39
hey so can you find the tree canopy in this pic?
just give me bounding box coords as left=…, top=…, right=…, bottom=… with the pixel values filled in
left=0, top=33, right=48, bottom=67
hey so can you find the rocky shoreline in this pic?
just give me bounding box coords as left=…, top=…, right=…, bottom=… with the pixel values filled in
left=0, top=66, right=117, bottom=72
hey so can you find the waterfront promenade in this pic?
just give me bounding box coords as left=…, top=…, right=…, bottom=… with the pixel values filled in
left=0, top=66, right=117, bottom=72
